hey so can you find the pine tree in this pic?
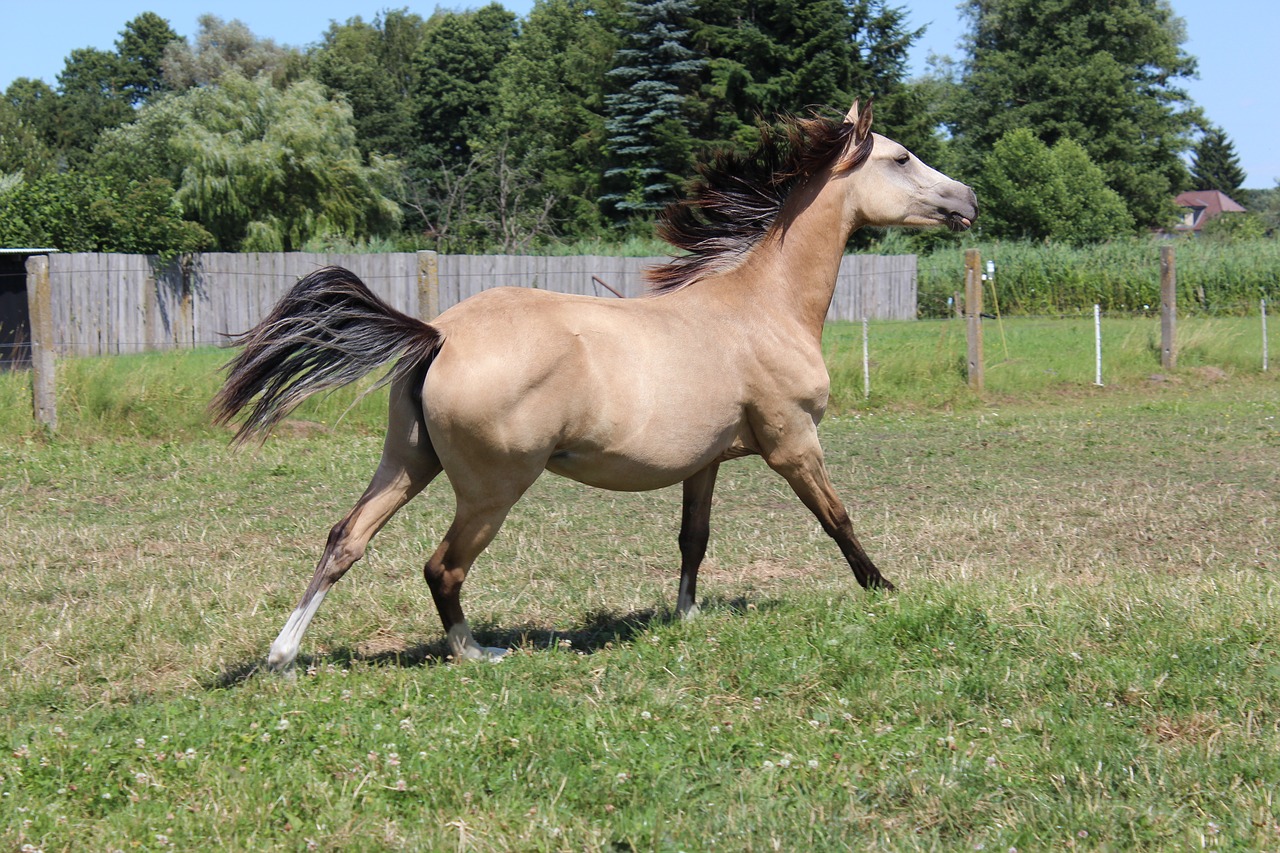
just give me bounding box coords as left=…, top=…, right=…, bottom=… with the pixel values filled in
left=1190, top=125, right=1246, bottom=194
left=603, top=0, right=705, bottom=220
left=689, top=0, right=920, bottom=151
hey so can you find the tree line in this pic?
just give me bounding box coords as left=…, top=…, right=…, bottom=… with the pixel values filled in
left=1, top=0, right=1273, bottom=257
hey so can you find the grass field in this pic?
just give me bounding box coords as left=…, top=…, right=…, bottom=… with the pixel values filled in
left=2, top=322, right=1279, bottom=850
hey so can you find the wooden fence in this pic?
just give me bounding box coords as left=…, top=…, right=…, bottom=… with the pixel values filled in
left=39, top=251, right=918, bottom=357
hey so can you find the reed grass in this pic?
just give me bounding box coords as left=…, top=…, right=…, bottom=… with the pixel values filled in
left=916, top=237, right=1280, bottom=317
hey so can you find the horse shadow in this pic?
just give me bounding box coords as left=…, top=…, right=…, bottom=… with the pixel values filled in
left=210, top=596, right=767, bottom=690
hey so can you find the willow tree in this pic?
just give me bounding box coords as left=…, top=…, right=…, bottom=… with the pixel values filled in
left=95, top=74, right=400, bottom=251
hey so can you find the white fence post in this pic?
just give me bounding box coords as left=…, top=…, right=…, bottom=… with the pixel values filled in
left=862, top=316, right=870, bottom=399
left=1094, top=304, right=1104, bottom=387
left=1263, top=298, right=1269, bottom=372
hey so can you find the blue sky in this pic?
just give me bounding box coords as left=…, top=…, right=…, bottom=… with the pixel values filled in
left=3, top=1, right=1276, bottom=189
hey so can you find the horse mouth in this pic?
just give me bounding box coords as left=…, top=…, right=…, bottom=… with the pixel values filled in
left=945, top=211, right=974, bottom=232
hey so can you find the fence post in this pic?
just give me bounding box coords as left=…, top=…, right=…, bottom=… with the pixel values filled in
left=1160, top=245, right=1177, bottom=370
left=1094, top=304, right=1104, bottom=386
left=862, top=316, right=870, bottom=399
left=417, top=250, right=440, bottom=320
left=965, top=248, right=984, bottom=392
left=25, top=254, right=57, bottom=431
left=1263, top=298, right=1269, bottom=372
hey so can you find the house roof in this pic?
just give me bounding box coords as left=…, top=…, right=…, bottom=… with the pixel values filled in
left=1171, top=190, right=1246, bottom=233
left=1175, top=190, right=1246, bottom=216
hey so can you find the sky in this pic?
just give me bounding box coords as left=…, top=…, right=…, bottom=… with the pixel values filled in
left=2, top=1, right=1276, bottom=188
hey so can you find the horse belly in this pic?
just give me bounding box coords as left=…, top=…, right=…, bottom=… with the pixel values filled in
left=546, top=414, right=747, bottom=491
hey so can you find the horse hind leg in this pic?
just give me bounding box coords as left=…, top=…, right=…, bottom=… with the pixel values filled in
left=266, top=380, right=440, bottom=672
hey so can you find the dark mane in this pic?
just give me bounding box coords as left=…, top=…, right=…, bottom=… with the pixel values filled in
left=645, top=110, right=873, bottom=294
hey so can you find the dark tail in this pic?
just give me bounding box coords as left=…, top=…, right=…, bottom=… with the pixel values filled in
left=211, top=266, right=441, bottom=443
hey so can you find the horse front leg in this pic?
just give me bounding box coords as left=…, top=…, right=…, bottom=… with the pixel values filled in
left=763, top=433, right=895, bottom=592
left=422, top=459, right=543, bottom=662
left=676, top=463, right=720, bottom=618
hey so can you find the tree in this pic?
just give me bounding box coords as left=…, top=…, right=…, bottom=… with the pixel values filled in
left=688, top=0, right=922, bottom=150
left=53, top=47, right=136, bottom=165
left=3, top=15, right=180, bottom=171
left=161, top=15, right=305, bottom=90
left=977, top=128, right=1133, bottom=243
left=309, top=10, right=430, bottom=160
left=946, top=0, right=1199, bottom=229
left=0, top=171, right=211, bottom=254
left=114, top=13, right=181, bottom=106
left=0, top=84, right=57, bottom=179
left=1253, top=183, right=1280, bottom=236
left=602, top=0, right=705, bottom=220
left=1190, top=125, right=1246, bottom=194
left=95, top=75, right=400, bottom=251
left=412, top=4, right=519, bottom=169
left=1197, top=210, right=1266, bottom=242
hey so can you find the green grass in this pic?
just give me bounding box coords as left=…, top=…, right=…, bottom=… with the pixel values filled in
left=826, top=314, right=1271, bottom=409
left=3, top=342, right=1279, bottom=849
left=2, top=314, right=1274, bottom=442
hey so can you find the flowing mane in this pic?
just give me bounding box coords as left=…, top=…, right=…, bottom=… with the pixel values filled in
left=645, top=110, right=873, bottom=294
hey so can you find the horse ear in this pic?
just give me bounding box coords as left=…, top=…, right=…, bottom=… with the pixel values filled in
left=836, top=99, right=875, bottom=172
left=854, top=99, right=873, bottom=140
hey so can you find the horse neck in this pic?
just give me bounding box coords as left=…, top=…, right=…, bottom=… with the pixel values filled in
left=740, top=171, right=855, bottom=338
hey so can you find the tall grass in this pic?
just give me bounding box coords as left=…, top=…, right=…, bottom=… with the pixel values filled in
left=3, top=312, right=1274, bottom=442
left=916, top=237, right=1280, bottom=317
left=822, top=314, right=1273, bottom=409
left=0, top=347, right=392, bottom=442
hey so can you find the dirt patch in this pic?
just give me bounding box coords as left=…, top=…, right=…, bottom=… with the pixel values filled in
left=354, top=627, right=414, bottom=658
left=274, top=419, right=333, bottom=438
left=1144, top=711, right=1226, bottom=746
left=1191, top=365, right=1229, bottom=382
left=703, top=558, right=817, bottom=587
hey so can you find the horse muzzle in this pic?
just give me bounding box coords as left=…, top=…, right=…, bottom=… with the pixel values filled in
left=942, top=186, right=979, bottom=232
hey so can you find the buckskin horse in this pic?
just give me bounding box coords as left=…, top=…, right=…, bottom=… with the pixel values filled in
left=212, top=101, right=977, bottom=670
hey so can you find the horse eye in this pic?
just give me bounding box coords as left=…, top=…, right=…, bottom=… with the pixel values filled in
left=895, top=153, right=910, bottom=165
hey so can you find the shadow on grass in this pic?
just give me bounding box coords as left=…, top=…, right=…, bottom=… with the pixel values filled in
left=210, top=597, right=766, bottom=690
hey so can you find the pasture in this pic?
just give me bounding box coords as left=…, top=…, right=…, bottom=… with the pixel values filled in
left=2, top=322, right=1279, bottom=850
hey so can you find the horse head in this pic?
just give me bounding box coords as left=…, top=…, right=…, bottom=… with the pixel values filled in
left=835, top=101, right=978, bottom=234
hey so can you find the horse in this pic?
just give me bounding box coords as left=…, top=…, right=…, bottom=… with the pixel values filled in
left=212, top=101, right=977, bottom=671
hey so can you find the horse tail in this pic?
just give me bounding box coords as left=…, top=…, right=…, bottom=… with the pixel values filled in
left=211, top=265, right=441, bottom=444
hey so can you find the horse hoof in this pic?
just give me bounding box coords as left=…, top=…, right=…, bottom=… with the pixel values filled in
left=265, top=647, right=297, bottom=674
left=458, top=645, right=508, bottom=663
